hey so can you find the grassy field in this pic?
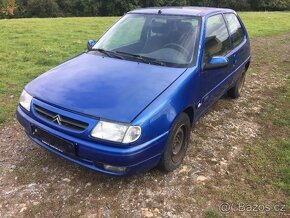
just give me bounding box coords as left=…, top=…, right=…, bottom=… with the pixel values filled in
left=0, top=12, right=290, bottom=124
left=0, top=12, right=289, bottom=217
left=0, top=17, right=118, bottom=123
left=239, top=12, right=290, bottom=37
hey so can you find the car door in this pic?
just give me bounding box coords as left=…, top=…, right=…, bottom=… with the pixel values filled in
left=197, top=14, right=233, bottom=113
left=224, top=13, right=250, bottom=83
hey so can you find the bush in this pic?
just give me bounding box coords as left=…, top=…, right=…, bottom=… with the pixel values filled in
left=26, top=0, right=62, bottom=18
left=3, top=0, right=290, bottom=18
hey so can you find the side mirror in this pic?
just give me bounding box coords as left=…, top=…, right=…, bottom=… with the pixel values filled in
left=203, top=56, right=229, bottom=70
left=87, top=40, right=96, bottom=50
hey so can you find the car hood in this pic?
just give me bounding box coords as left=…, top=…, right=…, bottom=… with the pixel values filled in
left=26, top=53, right=187, bottom=123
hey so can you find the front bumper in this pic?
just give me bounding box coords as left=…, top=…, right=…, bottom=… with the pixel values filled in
left=17, top=106, right=168, bottom=176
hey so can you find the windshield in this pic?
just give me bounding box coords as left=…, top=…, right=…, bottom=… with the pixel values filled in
left=93, top=14, right=201, bottom=67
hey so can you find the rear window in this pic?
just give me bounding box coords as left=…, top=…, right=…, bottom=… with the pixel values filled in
left=224, top=13, right=245, bottom=47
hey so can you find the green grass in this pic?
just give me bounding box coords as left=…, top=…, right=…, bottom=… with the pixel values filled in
left=203, top=209, right=221, bottom=218
left=0, top=12, right=289, bottom=216
left=0, top=17, right=118, bottom=123
left=245, top=76, right=290, bottom=198
left=239, top=12, right=290, bottom=38
left=0, top=12, right=289, bottom=124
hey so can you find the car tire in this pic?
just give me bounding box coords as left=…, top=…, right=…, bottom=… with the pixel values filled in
left=159, top=112, right=191, bottom=172
left=228, top=70, right=246, bottom=99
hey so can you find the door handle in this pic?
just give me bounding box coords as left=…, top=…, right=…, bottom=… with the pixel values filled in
left=196, top=95, right=209, bottom=109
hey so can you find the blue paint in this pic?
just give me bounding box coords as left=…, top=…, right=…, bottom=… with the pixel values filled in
left=17, top=7, right=251, bottom=176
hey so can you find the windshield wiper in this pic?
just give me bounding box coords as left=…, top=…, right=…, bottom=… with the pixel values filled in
left=115, top=51, right=165, bottom=66
left=89, top=48, right=124, bottom=60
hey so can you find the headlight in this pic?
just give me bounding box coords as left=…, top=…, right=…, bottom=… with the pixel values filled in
left=19, top=90, right=33, bottom=111
left=91, top=120, right=141, bottom=144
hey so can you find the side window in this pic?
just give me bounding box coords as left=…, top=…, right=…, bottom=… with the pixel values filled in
left=224, top=13, right=244, bottom=47
left=204, top=14, right=231, bottom=62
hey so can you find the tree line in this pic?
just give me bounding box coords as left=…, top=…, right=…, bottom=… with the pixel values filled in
left=1, top=0, right=290, bottom=18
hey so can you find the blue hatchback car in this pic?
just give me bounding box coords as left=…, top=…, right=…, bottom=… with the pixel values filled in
left=17, top=7, right=251, bottom=176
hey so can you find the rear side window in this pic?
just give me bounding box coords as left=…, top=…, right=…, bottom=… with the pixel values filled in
left=224, top=13, right=245, bottom=47
left=204, top=14, right=231, bottom=61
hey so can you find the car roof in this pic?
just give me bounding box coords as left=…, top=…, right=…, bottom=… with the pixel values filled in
left=128, top=6, right=235, bottom=17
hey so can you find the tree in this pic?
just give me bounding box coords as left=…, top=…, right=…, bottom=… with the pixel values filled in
left=99, top=0, right=139, bottom=16
left=26, top=0, right=61, bottom=17
left=3, top=0, right=290, bottom=18
left=1, top=0, right=17, bottom=16
left=81, top=0, right=100, bottom=16
left=248, top=0, right=290, bottom=11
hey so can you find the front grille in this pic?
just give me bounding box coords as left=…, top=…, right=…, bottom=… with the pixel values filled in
left=34, top=105, right=89, bottom=131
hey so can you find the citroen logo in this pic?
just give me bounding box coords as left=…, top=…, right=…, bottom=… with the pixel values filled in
left=52, top=115, right=62, bottom=126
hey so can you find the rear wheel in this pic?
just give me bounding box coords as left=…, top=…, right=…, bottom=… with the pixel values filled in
left=159, top=113, right=191, bottom=172
left=228, top=71, right=246, bottom=98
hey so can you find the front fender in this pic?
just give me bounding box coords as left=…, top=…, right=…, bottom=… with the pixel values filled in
left=132, top=67, right=199, bottom=144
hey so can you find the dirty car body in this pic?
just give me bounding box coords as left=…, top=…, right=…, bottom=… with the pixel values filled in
left=17, top=7, right=251, bottom=176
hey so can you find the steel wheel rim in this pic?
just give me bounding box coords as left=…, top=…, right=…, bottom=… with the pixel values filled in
left=171, top=125, right=187, bottom=163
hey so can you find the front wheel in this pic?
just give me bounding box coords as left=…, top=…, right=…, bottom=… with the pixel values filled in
left=159, top=113, right=191, bottom=172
